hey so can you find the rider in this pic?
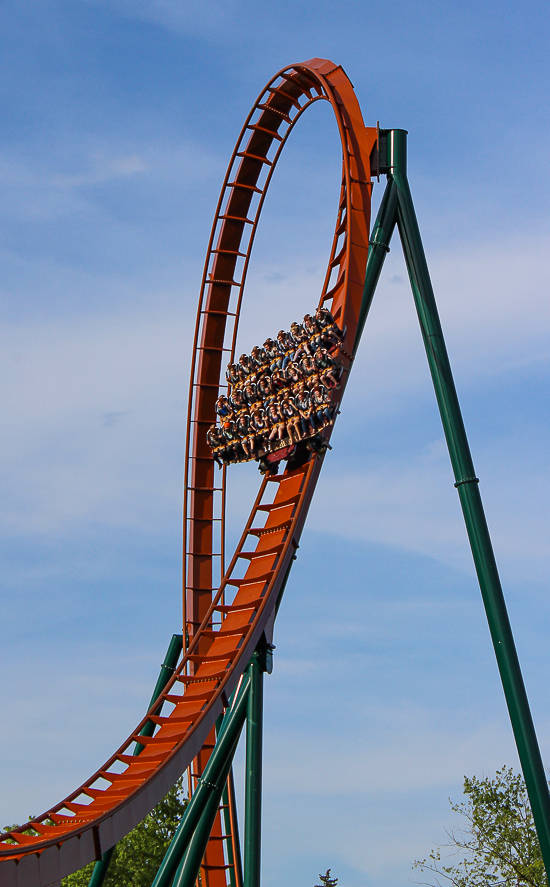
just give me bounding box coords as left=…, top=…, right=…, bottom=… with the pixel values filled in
left=279, top=394, right=302, bottom=444
left=230, top=386, right=246, bottom=416
left=238, top=353, right=253, bottom=382
left=294, top=383, right=317, bottom=438
left=251, top=406, right=270, bottom=453
left=277, top=329, right=295, bottom=369
left=226, top=362, right=241, bottom=389
left=291, top=321, right=313, bottom=362
left=236, top=411, right=254, bottom=458
left=314, top=346, right=341, bottom=389
left=215, top=394, right=233, bottom=422
left=290, top=321, right=311, bottom=352
left=242, top=378, right=259, bottom=408
left=250, top=345, right=269, bottom=375
left=285, top=360, right=305, bottom=390
left=303, top=313, right=319, bottom=339
left=266, top=399, right=286, bottom=444
left=206, top=424, right=225, bottom=468
left=271, top=365, right=289, bottom=397
left=299, top=353, right=319, bottom=389
left=315, top=306, right=344, bottom=347
left=222, top=420, right=241, bottom=462
left=310, top=381, right=334, bottom=428
left=257, top=372, right=275, bottom=405
left=264, top=337, right=281, bottom=372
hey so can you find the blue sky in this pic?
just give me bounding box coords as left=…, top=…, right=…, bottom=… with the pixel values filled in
left=1, top=2, right=550, bottom=886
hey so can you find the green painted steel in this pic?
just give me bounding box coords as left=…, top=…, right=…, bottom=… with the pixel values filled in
left=88, top=634, right=183, bottom=887
left=353, top=176, right=398, bottom=356
left=87, top=845, right=114, bottom=887
left=151, top=675, right=250, bottom=887
left=221, top=770, right=244, bottom=887
left=362, top=128, right=550, bottom=879
left=171, top=748, right=236, bottom=887
left=244, top=651, right=265, bottom=887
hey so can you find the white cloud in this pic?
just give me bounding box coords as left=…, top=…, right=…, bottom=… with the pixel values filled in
left=84, top=0, right=243, bottom=38
left=0, top=305, right=190, bottom=536
left=0, top=141, right=222, bottom=222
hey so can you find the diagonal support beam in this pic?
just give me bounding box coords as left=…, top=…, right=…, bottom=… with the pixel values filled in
left=243, top=648, right=265, bottom=887
left=151, top=674, right=251, bottom=887
left=222, top=768, right=244, bottom=887
left=354, top=128, right=550, bottom=880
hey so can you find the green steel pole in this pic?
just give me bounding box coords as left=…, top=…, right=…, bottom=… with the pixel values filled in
left=243, top=650, right=264, bottom=887
left=88, top=634, right=183, bottom=887
left=352, top=177, right=398, bottom=356
left=221, top=768, right=244, bottom=887
left=134, top=633, right=184, bottom=755
left=387, top=127, right=550, bottom=876
left=151, top=675, right=251, bottom=887
left=171, top=745, right=237, bottom=887
left=87, top=844, right=115, bottom=887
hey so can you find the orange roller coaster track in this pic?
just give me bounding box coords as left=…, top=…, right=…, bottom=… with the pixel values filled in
left=0, top=58, right=377, bottom=887
left=3, top=55, right=550, bottom=887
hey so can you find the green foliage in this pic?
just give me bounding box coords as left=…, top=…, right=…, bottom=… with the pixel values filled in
left=315, top=869, right=339, bottom=887
left=61, top=777, right=188, bottom=887
left=414, top=766, right=546, bottom=887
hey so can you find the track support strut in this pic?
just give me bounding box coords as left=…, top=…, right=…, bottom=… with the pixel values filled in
left=244, top=642, right=272, bottom=887
left=354, top=128, right=550, bottom=879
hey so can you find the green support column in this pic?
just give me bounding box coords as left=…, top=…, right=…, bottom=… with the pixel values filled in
left=221, top=768, right=243, bottom=887
left=172, top=747, right=237, bottom=887
left=353, top=176, right=398, bottom=356
left=151, top=675, right=251, bottom=887
left=88, top=634, right=183, bottom=887
left=386, top=127, right=550, bottom=877
left=244, top=644, right=271, bottom=887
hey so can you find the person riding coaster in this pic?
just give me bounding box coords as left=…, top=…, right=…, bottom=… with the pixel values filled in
left=277, top=329, right=295, bottom=369
left=251, top=406, right=270, bottom=454
left=230, top=386, right=246, bottom=415
left=302, top=313, right=319, bottom=339
left=310, top=381, right=335, bottom=428
left=315, top=306, right=345, bottom=347
left=250, top=344, right=269, bottom=374
left=315, top=306, right=342, bottom=335
left=292, top=334, right=313, bottom=362
left=238, top=353, right=252, bottom=381
left=299, top=354, right=319, bottom=389
left=206, top=424, right=226, bottom=468
left=226, top=363, right=241, bottom=388
left=271, top=366, right=289, bottom=395
left=279, top=394, right=302, bottom=444
left=294, top=383, right=318, bottom=438
left=242, top=378, right=258, bottom=407
left=285, top=361, right=304, bottom=389
left=222, top=419, right=242, bottom=462
left=215, top=394, right=233, bottom=422
left=263, top=337, right=280, bottom=372
left=257, top=372, right=275, bottom=404
left=236, top=411, right=255, bottom=458
left=289, top=321, right=311, bottom=352
left=314, top=346, right=341, bottom=389
left=266, top=400, right=287, bottom=444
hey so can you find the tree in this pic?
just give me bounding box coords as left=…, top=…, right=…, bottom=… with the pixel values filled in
left=54, top=777, right=187, bottom=887
left=413, top=766, right=546, bottom=887
left=315, top=869, right=339, bottom=887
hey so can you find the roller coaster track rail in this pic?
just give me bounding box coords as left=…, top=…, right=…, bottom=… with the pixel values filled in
left=2, top=56, right=550, bottom=887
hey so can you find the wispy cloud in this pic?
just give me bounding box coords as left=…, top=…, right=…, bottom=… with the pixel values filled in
left=84, top=0, right=244, bottom=38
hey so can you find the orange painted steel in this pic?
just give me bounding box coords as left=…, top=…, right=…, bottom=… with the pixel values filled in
left=0, top=58, right=376, bottom=887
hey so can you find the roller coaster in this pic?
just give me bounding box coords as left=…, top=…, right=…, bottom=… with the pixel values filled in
left=2, top=57, right=550, bottom=887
